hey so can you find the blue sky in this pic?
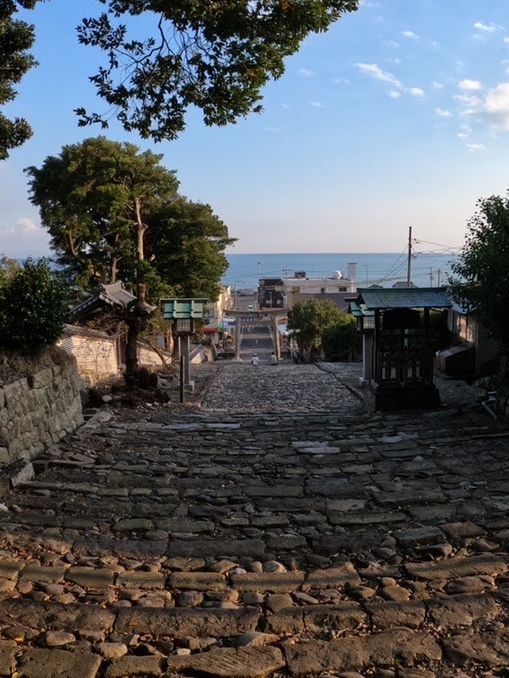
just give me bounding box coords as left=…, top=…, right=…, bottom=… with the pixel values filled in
left=3, top=0, right=509, bottom=256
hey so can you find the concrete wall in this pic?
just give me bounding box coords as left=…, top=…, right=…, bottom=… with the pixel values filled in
left=0, top=348, right=84, bottom=466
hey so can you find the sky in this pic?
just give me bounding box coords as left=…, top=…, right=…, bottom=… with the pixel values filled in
left=3, top=0, right=509, bottom=256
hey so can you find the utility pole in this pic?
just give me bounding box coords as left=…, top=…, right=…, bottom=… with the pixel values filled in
left=437, top=268, right=442, bottom=287
left=406, top=226, right=413, bottom=287
left=429, top=267, right=433, bottom=287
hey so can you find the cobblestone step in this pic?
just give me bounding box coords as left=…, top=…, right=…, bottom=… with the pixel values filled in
left=0, top=363, right=507, bottom=675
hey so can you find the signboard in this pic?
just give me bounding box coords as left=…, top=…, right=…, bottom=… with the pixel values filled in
left=162, top=298, right=208, bottom=320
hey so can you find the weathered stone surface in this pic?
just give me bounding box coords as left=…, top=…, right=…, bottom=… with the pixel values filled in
left=284, top=629, right=442, bottom=674
left=405, top=554, right=508, bottom=581
left=426, top=593, right=499, bottom=628
left=396, top=526, right=444, bottom=548
left=17, top=648, right=101, bottom=678
left=0, top=599, right=116, bottom=632
left=117, top=570, right=165, bottom=589
left=443, top=632, right=509, bottom=665
left=166, top=645, right=285, bottom=677
left=231, top=572, right=304, bottom=592
left=115, top=607, right=259, bottom=638
left=0, top=558, right=24, bottom=580
left=0, top=640, right=17, bottom=676
left=169, top=571, right=226, bottom=591
left=268, top=603, right=365, bottom=634
left=366, top=600, right=426, bottom=629
left=303, top=564, right=360, bottom=590
left=65, top=566, right=115, bottom=588
left=104, top=655, right=163, bottom=677
left=167, top=539, right=266, bottom=558
left=20, top=564, right=66, bottom=583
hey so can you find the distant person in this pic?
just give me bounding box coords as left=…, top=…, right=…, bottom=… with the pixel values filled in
left=251, top=354, right=259, bottom=366
left=270, top=352, right=278, bottom=365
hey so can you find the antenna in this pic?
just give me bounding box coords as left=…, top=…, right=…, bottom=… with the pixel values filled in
left=406, top=226, right=412, bottom=287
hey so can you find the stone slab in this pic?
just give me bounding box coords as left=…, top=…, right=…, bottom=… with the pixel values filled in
left=17, top=648, right=101, bottom=678
left=166, top=646, right=285, bottom=677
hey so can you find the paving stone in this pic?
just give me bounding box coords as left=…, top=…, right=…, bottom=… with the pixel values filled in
left=365, top=600, right=426, bottom=629
left=117, top=570, right=165, bottom=589
left=115, top=607, right=259, bottom=638
left=231, top=571, right=305, bottom=592
left=157, top=518, right=214, bottom=533
left=0, top=640, right=17, bottom=676
left=166, top=645, right=285, bottom=677
left=426, top=593, right=499, bottom=628
left=114, top=518, right=153, bottom=532
left=20, top=564, right=66, bottom=583
left=283, top=628, right=442, bottom=674
left=405, top=554, right=509, bottom=581
left=0, top=558, right=24, bottom=580
left=396, top=526, right=444, bottom=548
left=104, top=655, right=163, bottom=677
left=329, top=511, right=406, bottom=526
left=169, top=571, right=226, bottom=591
left=0, top=599, right=116, bottom=632
left=45, top=631, right=76, bottom=647
left=443, top=631, right=509, bottom=665
left=17, top=648, right=102, bottom=678
left=65, top=567, right=115, bottom=588
left=303, top=564, right=360, bottom=590
left=167, top=539, right=266, bottom=558
left=268, top=602, right=365, bottom=634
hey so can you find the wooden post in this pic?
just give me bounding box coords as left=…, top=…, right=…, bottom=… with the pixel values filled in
left=179, top=355, right=185, bottom=403
left=184, top=334, right=191, bottom=385
left=235, top=317, right=242, bottom=360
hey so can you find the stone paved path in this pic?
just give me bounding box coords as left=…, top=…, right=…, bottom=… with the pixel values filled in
left=0, top=363, right=508, bottom=676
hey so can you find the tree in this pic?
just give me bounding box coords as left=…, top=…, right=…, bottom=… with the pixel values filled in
left=75, top=0, right=359, bottom=140
left=3, top=1, right=358, bottom=155
left=288, top=299, right=345, bottom=359
left=323, top=313, right=359, bottom=361
left=26, top=136, right=233, bottom=375
left=0, top=259, right=68, bottom=352
left=0, top=1, right=39, bottom=159
left=450, top=193, right=509, bottom=355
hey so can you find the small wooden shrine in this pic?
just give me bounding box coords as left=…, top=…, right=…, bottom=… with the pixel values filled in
left=351, top=287, right=451, bottom=410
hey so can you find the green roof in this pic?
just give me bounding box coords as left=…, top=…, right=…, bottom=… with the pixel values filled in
left=357, top=287, right=451, bottom=310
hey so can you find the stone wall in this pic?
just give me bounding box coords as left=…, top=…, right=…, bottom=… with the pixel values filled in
left=0, top=347, right=84, bottom=465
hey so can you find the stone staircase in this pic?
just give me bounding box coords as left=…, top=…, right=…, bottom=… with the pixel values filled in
left=0, top=404, right=507, bottom=676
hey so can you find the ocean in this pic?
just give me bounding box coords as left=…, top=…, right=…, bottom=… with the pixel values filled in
left=223, top=252, right=457, bottom=290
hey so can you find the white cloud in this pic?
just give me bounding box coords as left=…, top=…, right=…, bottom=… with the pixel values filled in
left=458, top=79, right=483, bottom=91
left=428, top=39, right=440, bottom=48
left=454, top=94, right=482, bottom=106
left=473, top=21, right=498, bottom=33
left=356, top=63, right=402, bottom=89
left=435, top=108, right=452, bottom=118
left=465, top=143, right=485, bottom=151
left=504, top=37, right=509, bottom=45
left=17, top=218, right=39, bottom=234
left=298, top=68, right=315, bottom=78
left=332, top=77, right=351, bottom=85
left=433, top=81, right=444, bottom=89
left=457, top=132, right=469, bottom=140
left=309, top=101, right=325, bottom=108
left=402, top=30, right=419, bottom=40
left=389, top=90, right=401, bottom=99
left=482, top=82, right=509, bottom=130
left=409, top=87, right=425, bottom=98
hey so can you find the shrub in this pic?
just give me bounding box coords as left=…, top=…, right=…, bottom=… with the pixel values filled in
left=0, top=259, right=68, bottom=352
left=323, top=315, right=359, bottom=362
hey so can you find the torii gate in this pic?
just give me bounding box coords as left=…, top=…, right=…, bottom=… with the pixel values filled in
left=228, top=309, right=287, bottom=360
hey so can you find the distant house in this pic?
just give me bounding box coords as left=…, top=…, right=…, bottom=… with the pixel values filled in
left=290, top=291, right=356, bottom=312
left=436, top=301, right=500, bottom=377
left=392, top=281, right=417, bottom=289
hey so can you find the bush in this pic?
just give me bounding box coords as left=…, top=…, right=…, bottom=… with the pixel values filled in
left=0, top=259, right=68, bottom=352
left=323, top=315, right=359, bottom=362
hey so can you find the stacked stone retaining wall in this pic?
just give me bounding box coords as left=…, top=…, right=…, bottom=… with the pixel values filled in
left=0, top=348, right=83, bottom=465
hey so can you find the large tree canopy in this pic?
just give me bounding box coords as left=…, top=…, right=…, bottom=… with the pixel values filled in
left=76, top=0, right=359, bottom=140
left=0, top=1, right=38, bottom=159
left=26, top=136, right=234, bottom=373
left=450, top=193, right=509, bottom=352
left=3, top=0, right=358, bottom=158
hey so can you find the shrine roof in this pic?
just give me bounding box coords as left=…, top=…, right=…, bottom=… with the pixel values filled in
left=356, top=287, right=451, bottom=310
